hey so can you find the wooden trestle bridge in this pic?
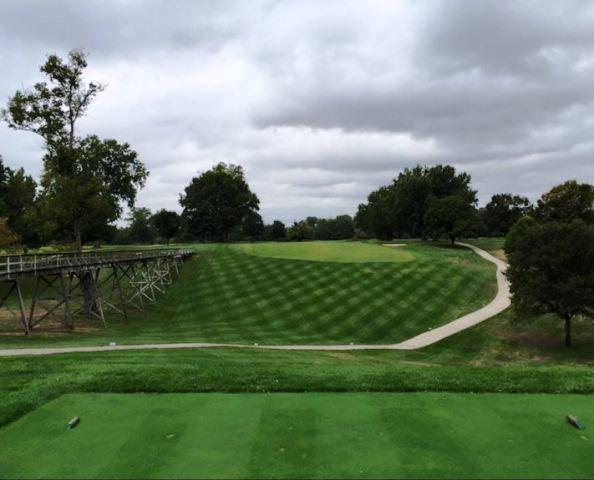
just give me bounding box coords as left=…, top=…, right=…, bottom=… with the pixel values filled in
left=0, top=249, right=194, bottom=334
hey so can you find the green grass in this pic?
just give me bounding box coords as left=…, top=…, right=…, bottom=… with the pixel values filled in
left=0, top=241, right=496, bottom=347
left=1, top=392, right=593, bottom=479
left=233, top=240, right=415, bottom=262
left=2, top=239, right=594, bottom=479
left=3, top=347, right=594, bottom=431
left=465, top=237, right=506, bottom=261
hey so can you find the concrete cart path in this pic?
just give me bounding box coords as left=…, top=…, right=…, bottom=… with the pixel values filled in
left=0, top=242, right=510, bottom=357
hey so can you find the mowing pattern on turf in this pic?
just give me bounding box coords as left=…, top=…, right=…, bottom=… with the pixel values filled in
left=2, top=393, right=593, bottom=479
left=0, top=242, right=496, bottom=345
left=145, top=243, right=496, bottom=344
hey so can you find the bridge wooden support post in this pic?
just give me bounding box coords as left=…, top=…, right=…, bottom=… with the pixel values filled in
left=68, top=269, right=106, bottom=327
left=29, top=272, right=73, bottom=330
left=0, top=279, right=29, bottom=334
left=95, top=264, right=129, bottom=322
left=120, top=263, right=147, bottom=314
left=171, top=257, right=180, bottom=276
left=153, top=258, right=172, bottom=288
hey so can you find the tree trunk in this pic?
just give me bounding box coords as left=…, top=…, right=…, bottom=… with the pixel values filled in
left=73, top=222, right=82, bottom=252
left=564, top=315, right=572, bottom=348
left=81, top=271, right=101, bottom=317
left=450, top=235, right=456, bottom=246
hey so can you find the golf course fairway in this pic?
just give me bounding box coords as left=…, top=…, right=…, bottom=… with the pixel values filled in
left=1, top=392, right=592, bottom=479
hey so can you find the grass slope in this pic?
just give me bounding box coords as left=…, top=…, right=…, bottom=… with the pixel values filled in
left=3, top=348, right=594, bottom=431
left=0, top=241, right=496, bottom=347
left=1, top=392, right=593, bottom=479
left=234, top=240, right=415, bottom=262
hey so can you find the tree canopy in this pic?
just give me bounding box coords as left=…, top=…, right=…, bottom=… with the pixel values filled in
left=504, top=180, right=594, bottom=348
left=151, top=209, right=182, bottom=244
left=266, top=220, right=287, bottom=241
left=484, top=193, right=532, bottom=236
left=355, top=164, right=477, bottom=240
left=505, top=217, right=594, bottom=347
left=0, top=155, right=37, bottom=244
left=241, top=210, right=265, bottom=241
left=535, top=181, right=594, bottom=224
left=2, top=50, right=147, bottom=250
left=180, top=163, right=259, bottom=241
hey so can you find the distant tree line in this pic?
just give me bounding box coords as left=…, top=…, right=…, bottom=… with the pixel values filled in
left=111, top=162, right=356, bottom=245
left=355, top=164, right=532, bottom=244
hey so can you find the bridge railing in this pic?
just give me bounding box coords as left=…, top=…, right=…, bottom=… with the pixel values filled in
left=0, top=249, right=194, bottom=278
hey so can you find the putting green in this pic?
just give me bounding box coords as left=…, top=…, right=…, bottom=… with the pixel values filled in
left=0, top=393, right=592, bottom=479
left=234, top=240, right=415, bottom=263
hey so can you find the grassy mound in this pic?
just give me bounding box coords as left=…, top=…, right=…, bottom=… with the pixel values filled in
left=234, top=240, right=415, bottom=262
left=1, top=392, right=592, bottom=479
left=0, top=241, right=496, bottom=346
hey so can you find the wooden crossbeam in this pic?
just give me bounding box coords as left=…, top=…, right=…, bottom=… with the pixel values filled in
left=29, top=273, right=72, bottom=329
left=0, top=280, right=28, bottom=333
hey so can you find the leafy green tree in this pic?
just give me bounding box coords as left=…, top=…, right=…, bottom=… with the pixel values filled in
left=0, top=218, right=19, bottom=249
left=355, top=186, right=397, bottom=240
left=128, top=207, right=155, bottom=244
left=180, top=163, right=259, bottom=241
left=484, top=193, right=531, bottom=236
left=2, top=50, right=147, bottom=250
left=39, top=136, right=146, bottom=248
left=424, top=195, right=476, bottom=245
left=333, top=215, right=355, bottom=239
left=0, top=155, right=38, bottom=243
left=241, top=210, right=264, bottom=241
left=391, top=165, right=434, bottom=236
left=151, top=209, right=182, bottom=244
left=270, top=220, right=286, bottom=240
left=535, top=181, right=594, bottom=224
left=287, top=221, right=314, bottom=241
left=312, top=218, right=332, bottom=240
left=311, top=215, right=355, bottom=240
left=356, top=164, right=477, bottom=239
left=505, top=217, right=594, bottom=348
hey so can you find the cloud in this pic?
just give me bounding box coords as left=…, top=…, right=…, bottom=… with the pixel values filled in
left=1, top=0, right=593, bottom=225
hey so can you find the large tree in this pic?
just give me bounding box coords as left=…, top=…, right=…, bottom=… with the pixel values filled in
left=0, top=155, right=38, bottom=244
left=535, top=181, right=594, bottom=224
left=180, top=163, right=259, bottom=241
left=151, top=209, right=182, bottom=244
left=505, top=217, right=594, bottom=348
left=128, top=207, right=156, bottom=244
left=287, top=221, right=314, bottom=241
left=311, top=215, right=355, bottom=240
left=2, top=50, right=147, bottom=250
left=424, top=195, right=477, bottom=245
left=355, top=186, right=397, bottom=240
left=484, top=193, right=532, bottom=236
left=270, top=220, right=286, bottom=240
left=355, top=164, right=477, bottom=240
left=241, top=210, right=264, bottom=241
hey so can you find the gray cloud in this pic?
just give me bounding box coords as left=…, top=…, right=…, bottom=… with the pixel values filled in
left=1, top=0, right=593, bottom=225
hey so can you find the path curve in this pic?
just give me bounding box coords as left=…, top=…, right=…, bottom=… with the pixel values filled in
left=0, top=242, right=510, bottom=357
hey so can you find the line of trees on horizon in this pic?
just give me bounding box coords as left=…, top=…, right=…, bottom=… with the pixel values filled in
left=1, top=50, right=587, bottom=253
left=354, top=164, right=533, bottom=244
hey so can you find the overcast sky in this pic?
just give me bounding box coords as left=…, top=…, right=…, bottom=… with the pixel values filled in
left=1, top=0, right=594, bottom=224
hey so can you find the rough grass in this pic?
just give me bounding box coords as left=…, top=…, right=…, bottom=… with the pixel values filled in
left=465, top=237, right=506, bottom=261
left=2, top=392, right=593, bottom=479
left=0, top=241, right=496, bottom=347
